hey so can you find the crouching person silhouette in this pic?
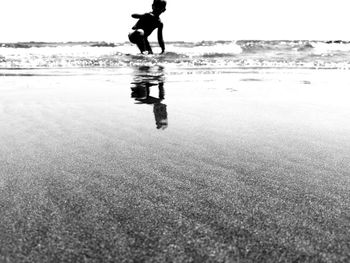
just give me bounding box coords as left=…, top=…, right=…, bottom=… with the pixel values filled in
left=128, top=0, right=166, bottom=54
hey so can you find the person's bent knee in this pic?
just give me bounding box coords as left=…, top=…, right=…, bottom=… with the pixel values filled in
left=128, top=29, right=144, bottom=43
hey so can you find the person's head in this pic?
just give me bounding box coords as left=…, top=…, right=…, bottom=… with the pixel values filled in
left=152, top=0, right=166, bottom=15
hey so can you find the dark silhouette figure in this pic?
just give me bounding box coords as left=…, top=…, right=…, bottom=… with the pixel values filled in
left=131, top=66, right=168, bottom=130
left=128, top=0, right=166, bottom=54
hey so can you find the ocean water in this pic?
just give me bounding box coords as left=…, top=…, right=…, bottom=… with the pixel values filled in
left=1, top=40, right=350, bottom=70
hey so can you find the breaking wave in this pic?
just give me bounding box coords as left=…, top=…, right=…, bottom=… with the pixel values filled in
left=1, top=40, right=350, bottom=69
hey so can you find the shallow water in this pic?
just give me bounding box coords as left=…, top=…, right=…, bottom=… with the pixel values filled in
left=1, top=40, right=350, bottom=69
left=1, top=66, right=349, bottom=175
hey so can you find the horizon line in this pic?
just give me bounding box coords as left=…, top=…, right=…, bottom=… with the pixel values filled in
left=1, top=39, right=350, bottom=44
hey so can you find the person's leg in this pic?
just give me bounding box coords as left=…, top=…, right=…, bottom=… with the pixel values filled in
left=144, top=39, right=153, bottom=54
left=158, top=82, right=164, bottom=99
left=128, top=30, right=146, bottom=53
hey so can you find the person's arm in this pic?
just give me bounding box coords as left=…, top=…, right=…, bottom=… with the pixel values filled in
left=131, top=14, right=142, bottom=19
left=131, top=14, right=144, bottom=30
left=157, top=22, right=165, bottom=54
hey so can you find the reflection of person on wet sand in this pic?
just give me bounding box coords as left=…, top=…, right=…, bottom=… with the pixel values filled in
left=131, top=66, right=168, bottom=129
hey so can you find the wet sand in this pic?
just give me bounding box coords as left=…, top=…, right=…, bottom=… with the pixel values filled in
left=1, top=67, right=350, bottom=262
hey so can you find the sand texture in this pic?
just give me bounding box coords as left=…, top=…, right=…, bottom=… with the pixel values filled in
left=1, top=68, right=350, bottom=262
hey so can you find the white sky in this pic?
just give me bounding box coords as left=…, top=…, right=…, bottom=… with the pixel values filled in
left=1, top=0, right=349, bottom=42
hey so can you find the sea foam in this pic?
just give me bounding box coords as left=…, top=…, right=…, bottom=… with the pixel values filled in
left=0, top=41, right=349, bottom=69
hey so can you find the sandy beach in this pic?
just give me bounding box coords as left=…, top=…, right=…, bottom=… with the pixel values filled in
left=1, top=67, right=350, bottom=262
